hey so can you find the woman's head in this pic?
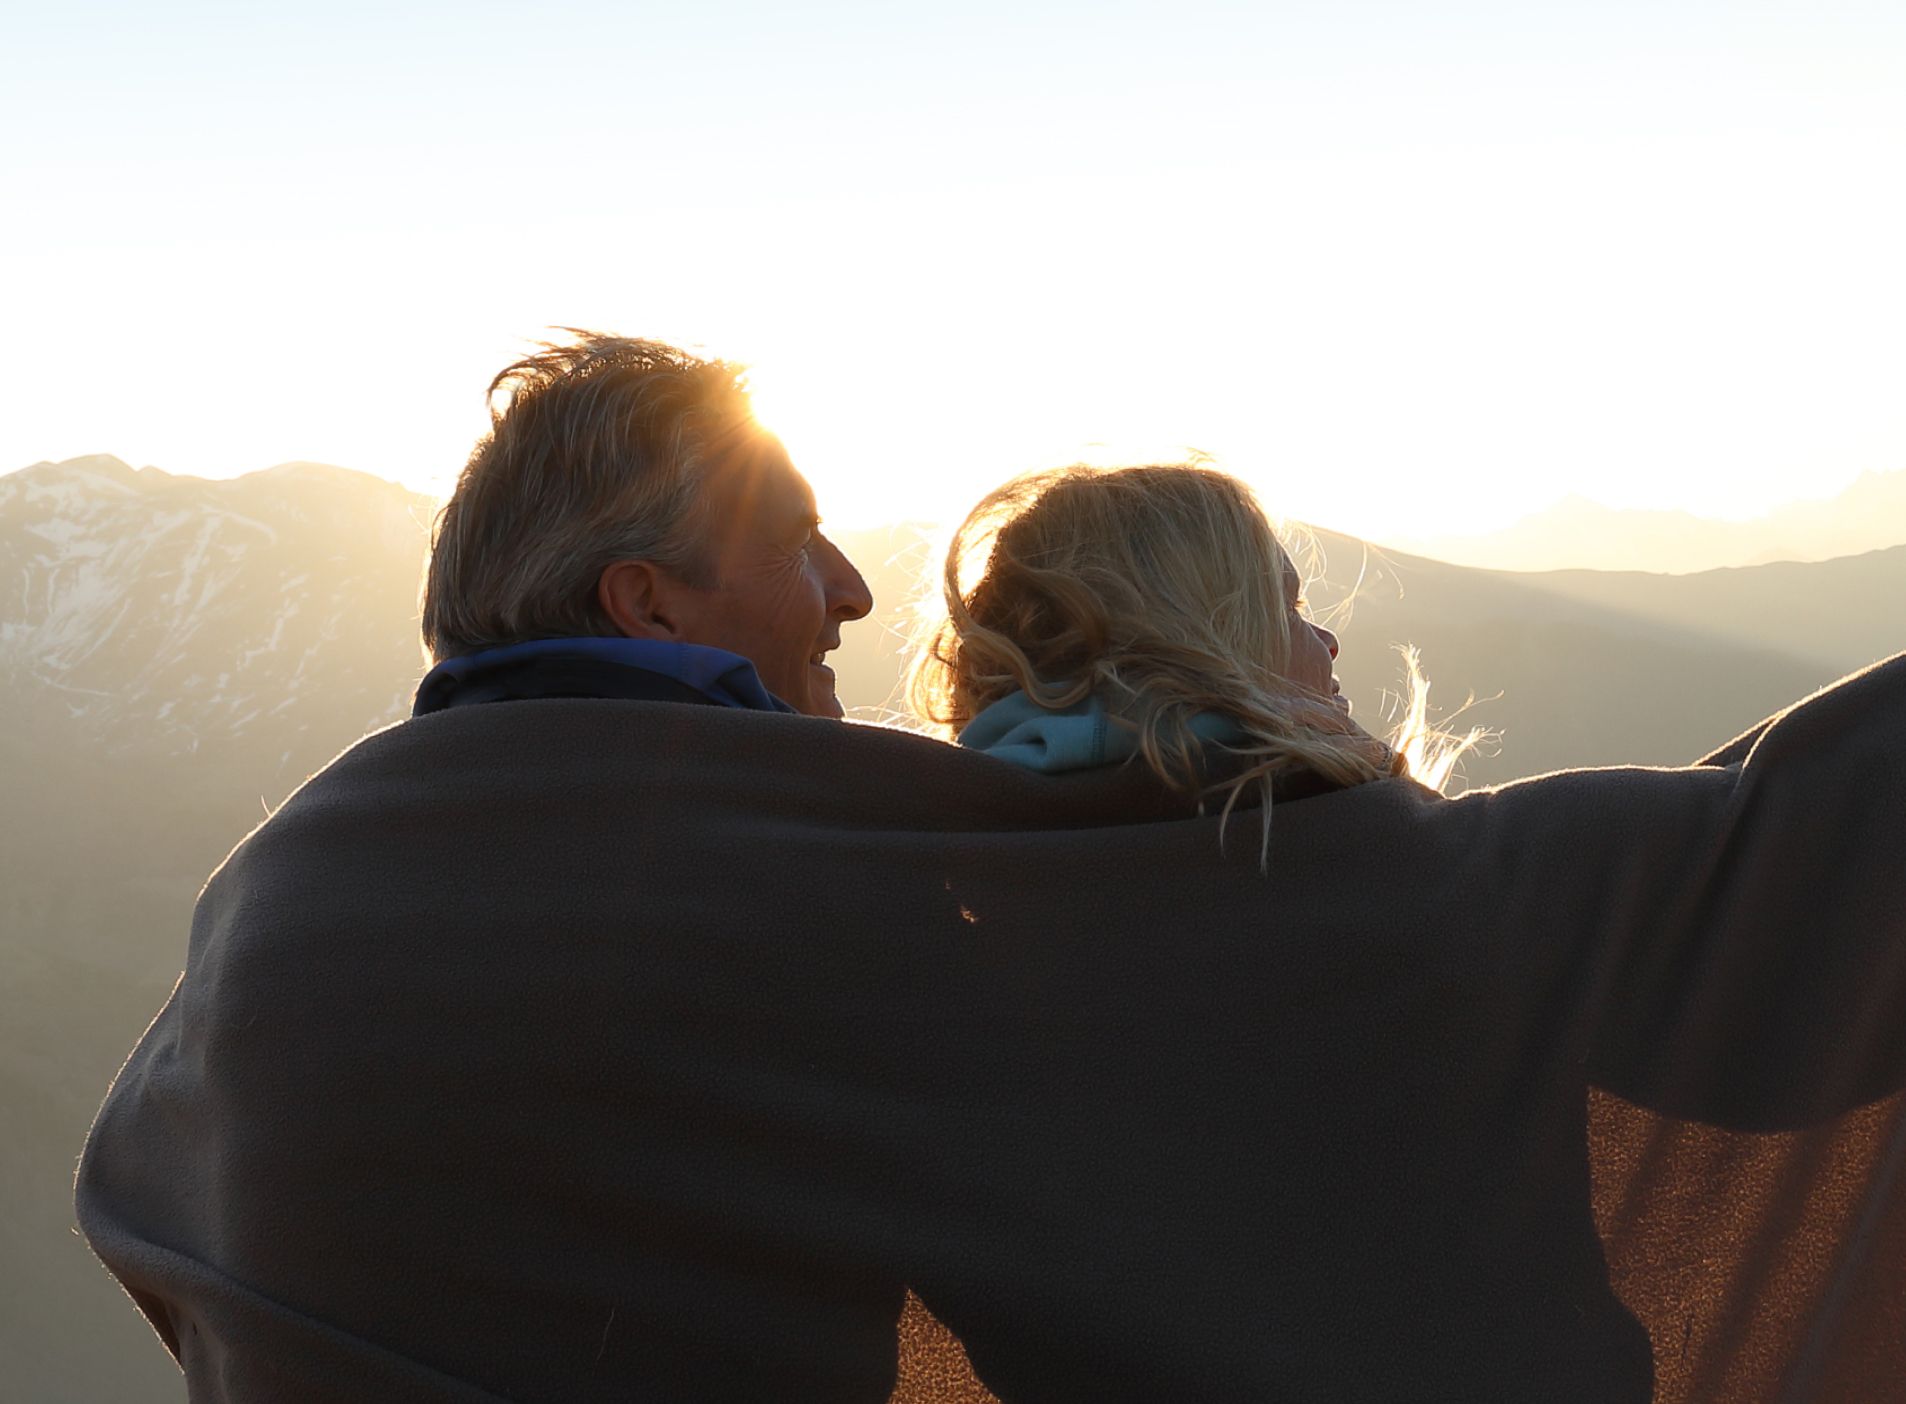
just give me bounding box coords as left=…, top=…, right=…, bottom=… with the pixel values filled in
left=908, top=463, right=1406, bottom=811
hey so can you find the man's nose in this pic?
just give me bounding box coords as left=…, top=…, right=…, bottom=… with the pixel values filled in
left=821, top=535, right=874, bottom=620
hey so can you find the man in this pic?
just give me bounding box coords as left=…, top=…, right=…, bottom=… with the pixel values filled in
left=78, top=333, right=1906, bottom=1403
left=82, top=332, right=997, bottom=1404
left=414, top=333, right=872, bottom=719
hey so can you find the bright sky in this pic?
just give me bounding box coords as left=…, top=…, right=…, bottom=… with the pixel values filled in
left=4, top=1, right=1903, bottom=541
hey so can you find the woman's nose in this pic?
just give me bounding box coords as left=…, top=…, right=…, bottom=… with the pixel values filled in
left=1314, top=623, right=1340, bottom=660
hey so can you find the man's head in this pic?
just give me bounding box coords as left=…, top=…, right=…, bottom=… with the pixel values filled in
left=420, top=332, right=872, bottom=717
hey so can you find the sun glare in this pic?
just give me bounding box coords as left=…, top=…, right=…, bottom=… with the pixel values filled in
left=745, top=360, right=993, bottom=531
left=747, top=357, right=1337, bottom=537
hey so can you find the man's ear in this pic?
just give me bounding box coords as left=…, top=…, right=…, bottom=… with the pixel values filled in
left=597, top=560, right=683, bottom=640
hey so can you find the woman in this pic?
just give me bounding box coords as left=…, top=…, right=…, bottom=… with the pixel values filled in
left=907, top=462, right=1476, bottom=848
left=891, top=461, right=1905, bottom=1403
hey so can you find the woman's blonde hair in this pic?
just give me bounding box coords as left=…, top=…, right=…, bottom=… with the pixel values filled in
left=906, top=464, right=1476, bottom=857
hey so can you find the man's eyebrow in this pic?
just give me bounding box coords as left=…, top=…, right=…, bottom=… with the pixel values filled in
left=780, top=505, right=820, bottom=541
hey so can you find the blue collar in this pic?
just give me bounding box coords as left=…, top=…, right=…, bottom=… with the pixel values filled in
left=413, top=638, right=797, bottom=716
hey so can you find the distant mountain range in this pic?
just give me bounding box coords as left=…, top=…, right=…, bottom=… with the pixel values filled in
left=2, top=454, right=428, bottom=777
left=3, top=455, right=1902, bottom=1403
left=1391, top=468, right=1906, bottom=574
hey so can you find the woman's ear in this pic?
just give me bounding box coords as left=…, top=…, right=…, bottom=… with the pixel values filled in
left=597, top=560, right=682, bottom=640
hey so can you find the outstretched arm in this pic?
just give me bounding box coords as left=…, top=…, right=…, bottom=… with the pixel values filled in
left=1469, top=652, right=1906, bottom=1130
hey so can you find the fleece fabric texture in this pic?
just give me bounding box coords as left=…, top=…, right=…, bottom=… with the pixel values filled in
left=76, top=654, right=1906, bottom=1404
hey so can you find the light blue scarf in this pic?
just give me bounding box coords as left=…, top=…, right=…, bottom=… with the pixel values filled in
left=958, top=690, right=1247, bottom=773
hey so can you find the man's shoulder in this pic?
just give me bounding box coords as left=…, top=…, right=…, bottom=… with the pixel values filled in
left=270, top=702, right=960, bottom=832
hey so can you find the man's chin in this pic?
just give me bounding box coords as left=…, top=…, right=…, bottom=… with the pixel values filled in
left=797, top=665, right=845, bottom=719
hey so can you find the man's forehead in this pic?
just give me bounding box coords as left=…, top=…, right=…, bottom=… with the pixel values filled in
left=703, top=430, right=815, bottom=523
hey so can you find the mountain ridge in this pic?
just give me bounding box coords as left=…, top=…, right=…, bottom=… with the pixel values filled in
left=1391, top=467, right=1906, bottom=574
left=17, top=454, right=1905, bottom=577
left=2, top=456, right=431, bottom=776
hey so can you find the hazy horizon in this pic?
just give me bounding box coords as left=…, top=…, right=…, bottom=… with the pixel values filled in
left=12, top=450, right=1905, bottom=577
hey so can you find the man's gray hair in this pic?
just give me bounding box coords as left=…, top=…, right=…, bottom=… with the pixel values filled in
left=421, top=331, right=756, bottom=662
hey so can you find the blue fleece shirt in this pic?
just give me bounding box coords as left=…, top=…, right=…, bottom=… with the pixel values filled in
left=413, top=638, right=797, bottom=716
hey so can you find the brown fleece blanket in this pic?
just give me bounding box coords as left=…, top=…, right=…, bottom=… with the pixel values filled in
left=77, top=655, right=1906, bottom=1402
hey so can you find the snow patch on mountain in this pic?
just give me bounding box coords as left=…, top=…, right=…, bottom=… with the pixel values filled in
left=2, top=456, right=435, bottom=775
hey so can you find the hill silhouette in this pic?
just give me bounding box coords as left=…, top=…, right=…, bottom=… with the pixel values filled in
left=2, top=457, right=1900, bottom=1402
left=1297, top=531, right=1901, bottom=782
left=1391, top=468, right=1906, bottom=574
